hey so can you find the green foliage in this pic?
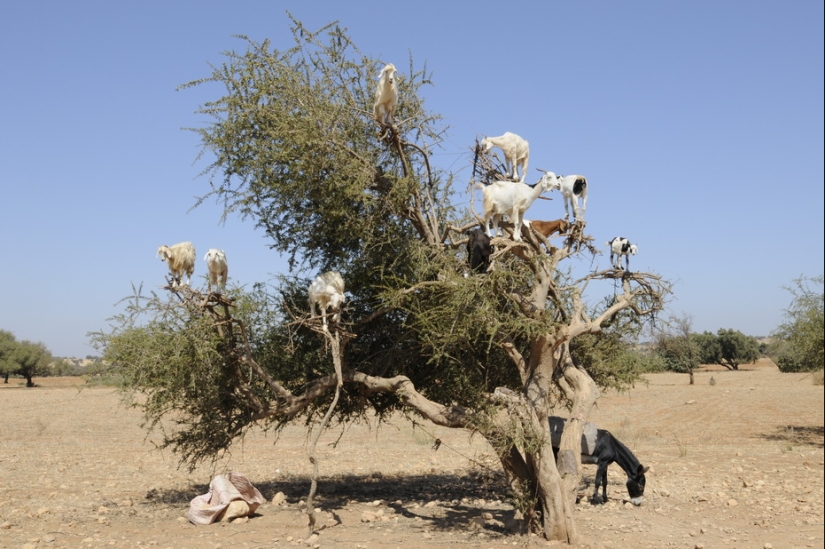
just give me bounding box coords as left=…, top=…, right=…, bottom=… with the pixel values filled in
left=92, top=17, right=670, bottom=487
left=0, top=330, right=52, bottom=386
left=180, top=18, right=447, bottom=273
left=693, top=329, right=759, bottom=370
left=653, top=315, right=699, bottom=375
left=770, top=275, right=824, bottom=373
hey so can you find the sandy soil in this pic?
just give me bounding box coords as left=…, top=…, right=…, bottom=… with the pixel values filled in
left=1, top=358, right=822, bottom=549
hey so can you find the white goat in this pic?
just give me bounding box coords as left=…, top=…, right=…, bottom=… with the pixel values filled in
left=607, top=237, right=637, bottom=271
left=157, top=241, right=196, bottom=287
left=545, top=173, right=588, bottom=222
left=203, top=249, right=228, bottom=293
left=475, top=172, right=559, bottom=242
left=373, top=63, right=398, bottom=126
left=480, top=132, right=530, bottom=182
left=308, top=271, right=345, bottom=329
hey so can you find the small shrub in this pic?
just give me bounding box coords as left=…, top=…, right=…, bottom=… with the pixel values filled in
left=813, top=369, right=824, bottom=386
left=709, top=376, right=716, bottom=386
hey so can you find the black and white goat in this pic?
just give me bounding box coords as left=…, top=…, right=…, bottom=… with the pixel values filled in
left=542, top=172, right=588, bottom=222
left=549, top=416, right=649, bottom=505
left=466, top=227, right=492, bottom=274
left=607, top=237, right=638, bottom=271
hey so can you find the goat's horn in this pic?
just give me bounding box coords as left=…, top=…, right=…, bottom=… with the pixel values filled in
left=536, top=168, right=548, bottom=173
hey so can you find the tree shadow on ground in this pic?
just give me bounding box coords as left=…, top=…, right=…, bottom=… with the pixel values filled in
left=758, top=425, right=824, bottom=448
left=144, top=470, right=521, bottom=533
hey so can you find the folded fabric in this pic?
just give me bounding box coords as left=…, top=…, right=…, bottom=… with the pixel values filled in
left=187, top=472, right=266, bottom=525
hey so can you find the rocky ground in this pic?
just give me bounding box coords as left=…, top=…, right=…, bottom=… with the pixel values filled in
left=1, top=359, right=822, bottom=548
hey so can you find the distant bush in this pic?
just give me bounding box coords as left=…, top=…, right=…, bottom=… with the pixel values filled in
left=813, top=370, right=824, bottom=386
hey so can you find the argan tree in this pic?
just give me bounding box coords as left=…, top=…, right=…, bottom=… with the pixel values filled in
left=92, top=18, right=670, bottom=543
left=770, top=274, right=824, bottom=372
left=694, top=328, right=759, bottom=371
left=654, top=313, right=699, bottom=384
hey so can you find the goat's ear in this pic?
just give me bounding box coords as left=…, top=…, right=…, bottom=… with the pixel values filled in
left=639, top=465, right=650, bottom=475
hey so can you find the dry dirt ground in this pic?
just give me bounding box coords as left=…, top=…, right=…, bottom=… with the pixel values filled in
left=1, top=358, right=822, bottom=549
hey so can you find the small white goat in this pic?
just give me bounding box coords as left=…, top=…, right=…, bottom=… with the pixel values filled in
left=157, top=241, right=196, bottom=287
left=607, top=237, right=637, bottom=271
left=480, top=132, right=530, bottom=182
left=308, top=271, right=345, bottom=329
left=373, top=63, right=398, bottom=126
left=475, top=171, right=559, bottom=242
left=203, top=249, right=228, bottom=293
left=544, top=173, right=588, bottom=222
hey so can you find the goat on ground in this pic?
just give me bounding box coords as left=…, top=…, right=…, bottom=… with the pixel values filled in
left=480, top=132, right=530, bottom=182
left=466, top=227, right=492, bottom=274
left=542, top=173, right=588, bottom=222
left=549, top=416, right=649, bottom=505
left=308, top=271, right=345, bottom=330
left=475, top=171, right=559, bottom=242
left=157, top=241, right=196, bottom=287
left=373, top=63, right=398, bottom=127
left=203, top=249, right=228, bottom=293
left=607, top=237, right=637, bottom=271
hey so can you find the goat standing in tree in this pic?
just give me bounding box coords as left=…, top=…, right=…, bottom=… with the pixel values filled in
left=476, top=171, right=559, bottom=242
left=373, top=63, right=398, bottom=127
left=480, top=132, right=530, bottom=182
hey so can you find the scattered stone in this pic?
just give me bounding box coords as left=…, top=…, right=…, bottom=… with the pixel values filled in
left=763, top=543, right=773, bottom=549
left=36, top=507, right=50, bottom=516
left=424, top=501, right=437, bottom=508
left=97, top=506, right=109, bottom=514
left=306, top=533, right=319, bottom=545
left=727, top=499, right=738, bottom=507
left=271, top=492, right=286, bottom=506
left=686, top=400, right=696, bottom=405
left=659, top=489, right=670, bottom=497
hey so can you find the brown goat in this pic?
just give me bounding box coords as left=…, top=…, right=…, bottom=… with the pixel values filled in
left=524, top=219, right=569, bottom=239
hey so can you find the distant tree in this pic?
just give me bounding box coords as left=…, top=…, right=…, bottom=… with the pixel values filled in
left=653, top=314, right=699, bottom=384
left=692, top=331, right=720, bottom=366
left=770, top=274, right=824, bottom=372
left=713, top=329, right=759, bottom=370
left=11, top=340, right=52, bottom=387
left=0, top=330, right=17, bottom=383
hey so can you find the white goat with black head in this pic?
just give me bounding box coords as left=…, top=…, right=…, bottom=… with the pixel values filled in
left=607, top=237, right=637, bottom=271
left=542, top=172, right=588, bottom=222
left=480, top=132, right=530, bottom=182
left=204, top=249, right=228, bottom=294
left=475, top=171, right=559, bottom=242
left=308, top=271, right=345, bottom=330
left=373, top=63, right=398, bottom=127
left=157, top=241, right=196, bottom=287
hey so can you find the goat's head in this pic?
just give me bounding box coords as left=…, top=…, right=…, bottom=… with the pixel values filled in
left=628, top=244, right=638, bottom=255
left=536, top=169, right=560, bottom=190
left=380, top=63, right=397, bottom=84
left=480, top=137, right=493, bottom=153
left=157, top=246, right=171, bottom=262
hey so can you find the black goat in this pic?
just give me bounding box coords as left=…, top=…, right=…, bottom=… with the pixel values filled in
left=466, top=227, right=492, bottom=274
left=549, top=416, right=649, bottom=505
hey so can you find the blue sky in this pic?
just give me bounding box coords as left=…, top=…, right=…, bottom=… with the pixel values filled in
left=1, top=1, right=822, bottom=358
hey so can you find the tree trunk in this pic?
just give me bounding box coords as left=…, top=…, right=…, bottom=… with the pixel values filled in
left=688, top=368, right=694, bottom=385
left=555, top=347, right=600, bottom=510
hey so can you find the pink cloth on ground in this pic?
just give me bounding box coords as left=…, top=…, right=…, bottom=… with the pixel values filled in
left=187, top=472, right=266, bottom=525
